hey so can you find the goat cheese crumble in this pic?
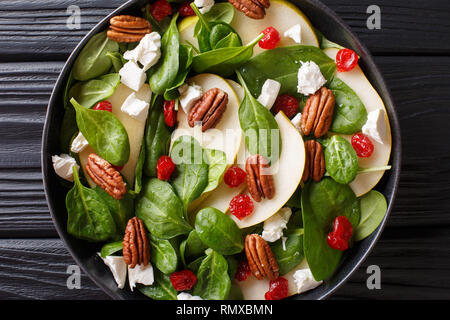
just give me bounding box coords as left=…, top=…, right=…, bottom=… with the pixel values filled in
left=297, top=61, right=327, bottom=96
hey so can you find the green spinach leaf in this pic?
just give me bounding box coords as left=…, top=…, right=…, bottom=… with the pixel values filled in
left=138, top=269, right=178, bottom=300
left=188, top=255, right=206, bottom=274
left=195, top=207, right=244, bottom=255
left=209, top=23, right=242, bottom=49
left=100, top=241, right=123, bottom=258
left=355, top=190, right=387, bottom=241
left=203, top=148, right=227, bottom=193
left=214, top=32, right=242, bottom=49
left=301, top=178, right=360, bottom=280
left=106, top=51, right=126, bottom=72
left=69, top=73, right=120, bottom=109
left=150, top=235, right=179, bottom=274
left=73, top=31, right=119, bottom=81
left=329, top=77, right=368, bottom=134
left=184, top=230, right=208, bottom=260
left=236, top=71, right=282, bottom=163
left=202, top=2, right=235, bottom=24
left=132, top=143, right=146, bottom=195
left=271, top=231, right=304, bottom=275
left=164, top=44, right=194, bottom=100
left=192, top=249, right=231, bottom=300
left=71, top=98, right=130, bottom=166
left=66, top=168, right=116, bottom=241
left=324, top=135, right=359, bottom=184
left=136, top=178, right=192, bottom=239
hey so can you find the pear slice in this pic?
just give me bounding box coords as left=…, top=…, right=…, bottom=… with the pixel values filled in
left=231, top=112, right=305, bottom=229
left=237, top=259, right=310, bottom=300
left=179, top=0, right=318, bottom=56
left=324, top=48, right=392, bottom=197
left=79, top=83, right=152, bottom=188
left=171, top=73, right=242, bottom=166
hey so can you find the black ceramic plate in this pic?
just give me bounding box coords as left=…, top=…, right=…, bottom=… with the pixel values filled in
left=42, top=0, right=401, bottom=300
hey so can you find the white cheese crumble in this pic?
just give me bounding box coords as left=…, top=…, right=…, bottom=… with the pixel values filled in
left=178, top=83, right=203, bottom=115
left=70, top=131, right=89, bottom=154
left=98, top=254, right=127, bottom=289
left=284, top=24, right=302, bottom=44
left=124, top=32, right=162, bottom=71
left=195, top=0, right=215, bottom=14
left=128, top=263, right=154, bottom=291
left=52, top=154, right=79, bottom=182
left=362, top=109, right=387, bottom=144
left=257, top=79, right=281, bottom=110
left=119, top=60, right=146, bottom=92
left=121, top=92, right=150, bottom=123
left=293, top=268, right=323, bottom=294
left=261, top=207, right=292, bottom=243
left=290, top=113, right=303, bottom=134
left=177, top=293, right=203, bottom=300
left=297, top=61, right=327, bottom=96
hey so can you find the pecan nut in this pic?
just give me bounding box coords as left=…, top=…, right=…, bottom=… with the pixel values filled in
left=188, top=88, right=228, bottom=132
left=107, top=15, right=151, bottom=43
left=302, top=140, right=325, bottom=182
left=246, top=154, right=275, bottom=202
left=85, top=154, right=127, bottom=200
left=229, top=0, right=270, bottom=20
left=123, top=217, right=150, bottom=269
left=301, top=87, right=335, bottom=138
left=245, top=234, right=279, bottom=281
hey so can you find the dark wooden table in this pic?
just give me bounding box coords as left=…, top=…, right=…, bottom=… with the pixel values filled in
left=1, top=0, right=449, bottom=300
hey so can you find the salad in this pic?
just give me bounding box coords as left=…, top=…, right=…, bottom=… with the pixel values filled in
left=52, top=0, right=392, bottom=300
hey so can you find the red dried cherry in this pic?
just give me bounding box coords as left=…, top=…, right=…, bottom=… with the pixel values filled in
left=224, top=166, right=247, bottom=188
left=235, top=260, right=251, bottom=282
left=265, top=277, right=289, bottom=300
left=351, top=133, right=374, bottom=158
left=273, top=94, right=299, bottom=119
left=229, top=194, right=254, bottom=220
left=93, top=101, right=112, bottom=112
left=336, top=48, right=359, bottom=72
left=151, top=0, right=172, bottom=22
left=179, top=1, right=195, bottom=17
left=327, top=216, right=353, bottom=251
left=258, top=27, right=280, bottom=50
left=170, top=270, right=197, bottom=291
left=163, top=100, right=177, bottom=127
left=156, top=155, right=175, bottom=181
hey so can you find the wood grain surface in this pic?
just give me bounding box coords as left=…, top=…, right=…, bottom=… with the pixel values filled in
left=0, top=0, right=449, bottom=300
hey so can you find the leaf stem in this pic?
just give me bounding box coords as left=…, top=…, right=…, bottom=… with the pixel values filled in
left=190, top=3, right=211, bottom=33
left=357, top=165, right=392, bottom=174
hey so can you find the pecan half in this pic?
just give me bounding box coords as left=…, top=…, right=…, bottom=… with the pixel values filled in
left=188, top=88, right=228, bottom=132
left=245, top=234, right=279, bottom=280
left=85, top=154, right=127, bottom=200
left=123, top=217, right=150, bottom=269
left=302, top=140, right=325, bottom=182
left=107, top=15, right=151, bottom=43
left=229, top=0, right=270, bottom=20
left=301, top=87, right=335, bottom=138
left=246, top=155, right=275, bottom=202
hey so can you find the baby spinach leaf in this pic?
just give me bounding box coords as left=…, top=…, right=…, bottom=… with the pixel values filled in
left=192, top=33, right=264, bottom=77
left=150, top=235, right=179, bottom=274
left=314, top=28, right=345, bottom=50
left=100, top=241, right=123, bottom=258
left=69, top=73, right=120, bottom=109
left=106, top=51, right=126, bottom=72
left=195, top=207, right=244, bottom=255
left=149, top=14, right=180, bottom=95
left=93, top=187, right=134, bottom=234
left=301, top=178, right=360, bottom=280
left=188, top=255, right=206, bottom=274
left=286, top=186, right=302, bottom=209
left=238, top=45, right=336, bottom=98
left=184, top=230, right=208, bottom=260
left=286, top=210, right=303, bottom=231
left=209, top=23, right=242, bottom=49
left=71, top=98, right=130, bottom=166
left=138, top=269, right=178, bottom=300
left=66, top=168, right=116, bottom=242
left=324, top=135, right=359, bottom=184
left=236, top=71, right=282, bottom=163
left=329, top=77, right=368, bottom=134
left=132, top=143, right=146, bottom=195
left=144, top=96, right=171, bottom=177
left=192, top=249, right=231, bottom=300
left=214, top=32, right=242, bottom=49
left=271, top=231, right=304, bottom=275
left=73, top=31, right=119, bottom=81
left=136, top=178, right=192, bottom=239
left=202, top=2, right=235, bottom=24
left=170, top=136, right=209, bottom=213
left=225, top=255, right=238, bottom=280
left=164, top=44, right=194, bottom=101
left=203, top=149, right=227, bottom=193
left=192, top=3, right=213, bottom=53
left=355, top=190, right=387, bottom=241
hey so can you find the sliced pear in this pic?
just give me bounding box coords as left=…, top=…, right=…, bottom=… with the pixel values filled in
left=171, top=73, right=242, bottom=166
left=324, top=48, right=392, bottom=197
left=79, top=83, right=152, bottom=187
left=179, top=0, right=318, bottom=56
left=237, top=259, right=309, bottom=300
left=231, top=112, right=305, bottom=229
